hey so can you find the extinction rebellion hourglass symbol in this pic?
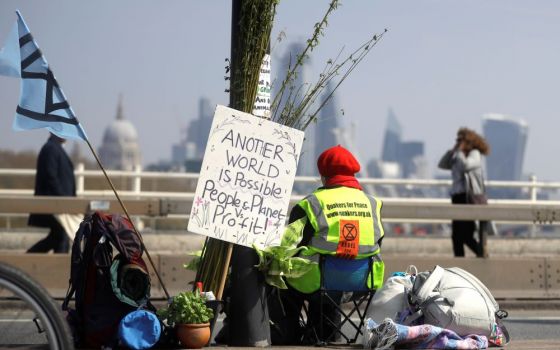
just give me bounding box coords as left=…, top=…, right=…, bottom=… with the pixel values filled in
left=337, top=220, right=360, bottom=258
left=342, top=223, right=357, bottom=241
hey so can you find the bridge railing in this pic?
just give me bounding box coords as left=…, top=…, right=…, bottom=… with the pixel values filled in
left=1, top=165, right=560, bottom=230
left=1, top=164, right=560, bottom=201
left=1, top=195, right=559, bottom=223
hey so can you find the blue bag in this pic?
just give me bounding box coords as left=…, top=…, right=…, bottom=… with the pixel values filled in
left=118, top=310, right=161, bottom=349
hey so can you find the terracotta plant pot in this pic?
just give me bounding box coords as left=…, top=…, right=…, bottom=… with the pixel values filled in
left=176, top=323, right=211, bottom=349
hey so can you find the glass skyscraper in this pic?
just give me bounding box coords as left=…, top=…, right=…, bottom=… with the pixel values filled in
left=482, top=114, right=528, bottom=181
left=379, top=109, right=425, bottom=178
left=381, top=108, right=402, bottom=162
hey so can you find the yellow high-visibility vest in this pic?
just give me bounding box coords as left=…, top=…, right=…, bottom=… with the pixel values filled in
left=286, top=187, right=385, bottom=293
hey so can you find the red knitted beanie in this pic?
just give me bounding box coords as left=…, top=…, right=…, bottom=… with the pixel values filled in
left=317, top=145, right=361, bottom=177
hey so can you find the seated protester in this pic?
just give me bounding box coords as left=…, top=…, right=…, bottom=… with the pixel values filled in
left=268, top=145, right=385, bottom=344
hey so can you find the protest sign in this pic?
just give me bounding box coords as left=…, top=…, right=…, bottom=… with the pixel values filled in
left=188, top=105, right=304, bottom=248
left=252, top=54, right=271, bottom=119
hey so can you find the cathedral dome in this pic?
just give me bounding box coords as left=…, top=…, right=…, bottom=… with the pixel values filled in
left=102, top=118, right=138, bottom=145
left=98, top=97, right=142, bottom=171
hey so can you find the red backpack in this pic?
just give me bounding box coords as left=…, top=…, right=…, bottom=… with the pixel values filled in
left=62, top=212, right=152, bottom=348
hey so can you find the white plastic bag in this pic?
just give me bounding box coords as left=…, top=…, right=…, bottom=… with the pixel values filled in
left=365, top=266, right=415, bottom=324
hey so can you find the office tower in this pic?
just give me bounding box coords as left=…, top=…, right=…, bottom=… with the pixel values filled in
left=482, top=114, right=528, bottom=181
left=315, top=81, right=340, bottom=160
left=172, top=97, right=213, bottom=171
left=400, top=141, right=424, bottom=178
left=381, top=108, right=402, bottom=162
left=274, top=42, right=307, bottom=113
left=378, top=109, right=426, bottom=178
left=187, top=97, right=214, bottom=159
left=274, top=41, right=315, bottom=177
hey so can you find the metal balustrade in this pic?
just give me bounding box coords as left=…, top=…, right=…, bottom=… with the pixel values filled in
left=1, top=165, right=560, bottom=230
left=1, top=164, right=559, bottom=201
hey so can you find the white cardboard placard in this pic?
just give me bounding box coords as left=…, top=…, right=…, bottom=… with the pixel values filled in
left=188, top=105, right=304, bottom=248
left=252, top=53, right=271, bottom=119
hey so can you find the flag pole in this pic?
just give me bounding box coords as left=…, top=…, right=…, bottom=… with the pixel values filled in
left=84, top=138, right=170, bottom=300
left=8, top=10, right=170, bottom=298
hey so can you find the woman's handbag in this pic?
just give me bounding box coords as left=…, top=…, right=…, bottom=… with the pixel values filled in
left=467, top=192, right=488, bottom=204
left=465, top=170, right=488, bottom=204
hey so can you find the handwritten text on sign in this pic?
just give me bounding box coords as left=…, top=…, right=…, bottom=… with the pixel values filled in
left=188, top=105, right=304, bottom=248
left=252, top=54, right=271, bottom=119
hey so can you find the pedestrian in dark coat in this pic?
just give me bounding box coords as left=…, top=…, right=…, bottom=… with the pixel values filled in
left=27, top=133, right=76, bottom=253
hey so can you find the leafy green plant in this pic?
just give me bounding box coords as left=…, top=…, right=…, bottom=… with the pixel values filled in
left=157, top=290, right=214, bottom=326
left=253, top=216, right=317, bottom=289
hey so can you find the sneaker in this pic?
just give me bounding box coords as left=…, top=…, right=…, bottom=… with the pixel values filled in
left=362, top=318, right=377, bottom=349
left=362, top=318, right=398, bottom=350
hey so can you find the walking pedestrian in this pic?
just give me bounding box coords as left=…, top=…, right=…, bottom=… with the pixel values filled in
left=438, top=128, right=490, bottom=257
left=27, top=133, right=76, bottom=253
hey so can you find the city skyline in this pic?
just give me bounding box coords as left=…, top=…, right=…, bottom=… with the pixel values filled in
left=0, top=1, right=559, bottom=180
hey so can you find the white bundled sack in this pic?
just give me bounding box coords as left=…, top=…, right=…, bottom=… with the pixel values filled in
left=404, top=265, right=507, bottom=337
left=364, top=267, right=415, bottom=324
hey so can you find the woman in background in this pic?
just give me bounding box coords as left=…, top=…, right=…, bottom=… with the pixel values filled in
left=438, top=128, right=490, bottom=257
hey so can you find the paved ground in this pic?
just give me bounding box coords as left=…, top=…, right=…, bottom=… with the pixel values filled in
left=1, top=235, right=560, bottom=349
left=2, top=310, right=560, bottom=349
left=206, top=343, right=560, bottom=349
left=203, top=309, right=560, bottom=349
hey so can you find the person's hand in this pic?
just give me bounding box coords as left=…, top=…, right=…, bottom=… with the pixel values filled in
left=453, top=139, right=461, bottom=151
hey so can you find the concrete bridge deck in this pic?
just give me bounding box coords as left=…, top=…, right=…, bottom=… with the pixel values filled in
left=2, top=230, right=560, bottom=257
left=1, top=252, right=560, bottom=300
left=2, top=232, right=560, bottom=299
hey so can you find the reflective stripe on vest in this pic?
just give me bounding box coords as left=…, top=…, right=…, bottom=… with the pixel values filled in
left=299, top=187, right=384, bottom=256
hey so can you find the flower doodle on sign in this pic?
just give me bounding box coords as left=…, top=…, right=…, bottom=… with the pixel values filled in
left=192, top=197, right=211, bottom=228
left=263, top=219, right=284, bottom=247
left=191, top=207, right=201, bottom=226
left=273, top=128, right=299, bottom=168
left=203, top=200, right=210, bottom=227
left=211, top=114, right=251, bottom=137
left=267, top=218, right=274, bottom=228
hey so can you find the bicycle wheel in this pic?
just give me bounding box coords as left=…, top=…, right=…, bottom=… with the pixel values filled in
left=0, top=262, right=73, bottom=349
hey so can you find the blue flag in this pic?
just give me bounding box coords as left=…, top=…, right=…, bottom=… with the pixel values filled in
left=0, top=10, right=87, bottom=141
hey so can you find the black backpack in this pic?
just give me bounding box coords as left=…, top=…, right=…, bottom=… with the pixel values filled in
left=62, top=211, right=152, bottom=348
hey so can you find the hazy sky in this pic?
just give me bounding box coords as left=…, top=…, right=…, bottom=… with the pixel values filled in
left=1, top=1, right=559, bottom=180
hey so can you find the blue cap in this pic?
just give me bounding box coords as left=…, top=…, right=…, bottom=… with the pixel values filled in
left=118, top=310, right=161, bottom=349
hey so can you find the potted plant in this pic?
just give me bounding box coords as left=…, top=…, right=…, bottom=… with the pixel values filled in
left=157, top=290, right=214, bottom=349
